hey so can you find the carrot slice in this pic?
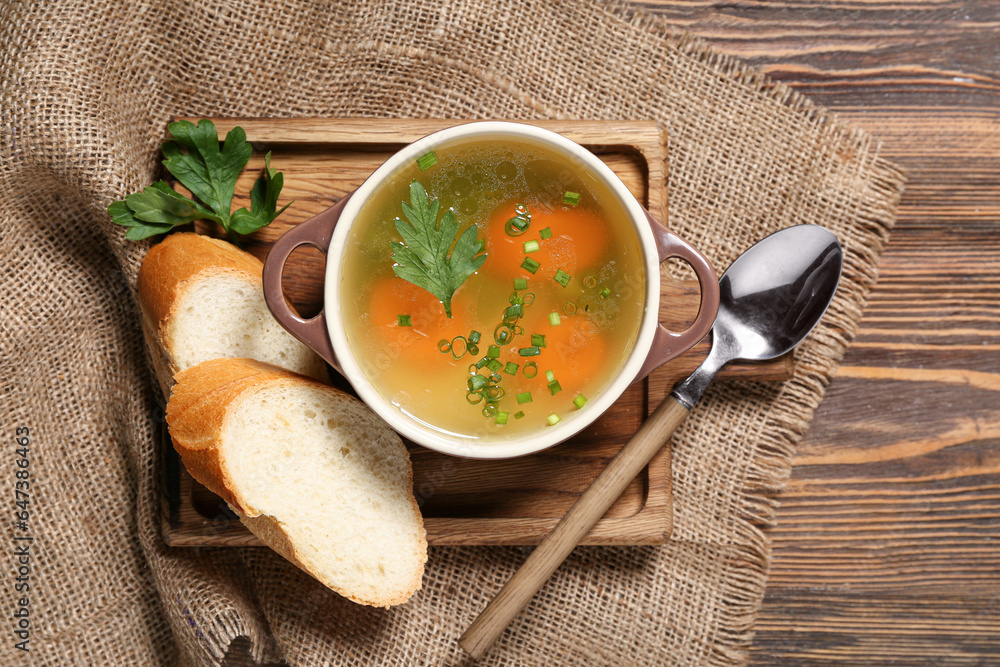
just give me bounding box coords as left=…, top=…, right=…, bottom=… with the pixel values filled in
left=367, top=276, right=471, bottom=363
left=484, top=201, right=610, bottom=280
left=518, top=308, right=606, bottom=391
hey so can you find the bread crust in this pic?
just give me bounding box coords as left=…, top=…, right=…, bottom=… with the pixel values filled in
left=138, top=232, right=262, bottom=335
left=137, top=232, right=326, bottom=390
left=141, top=314, right=177, bottom=400
left=231, top=508, right=422, bottom=608
left=166, top=358, right=427, bottom=607
left=166, top=358, right=275, bottom=513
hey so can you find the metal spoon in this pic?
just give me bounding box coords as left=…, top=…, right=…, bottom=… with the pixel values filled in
left=459, top=224, right=844, bottom=659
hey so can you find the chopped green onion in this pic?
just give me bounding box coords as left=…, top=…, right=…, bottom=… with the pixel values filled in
left=505, top=304, right=523, bottom=319
left=518, top=346, right=541, bottom=357
left=516, top=392, right=533, bottom=404
left=583, top=275, right=598, bottom=289
left=416, top=151, right=438, bottom=171
left=487, top=345, right=500, bottom=359
left=509, top=292, right=523, bottom=306
left=539, top=227, right=552, bottom=240
left=450, top=336, right=468, bottom=359
left=514, top=203, right=530, bottom=217
left=514, top=278, right=528, bottom=290
left=548, top=312, right=562, bottom=326
left=438, top=339, right=452, bottom=353
left=484, top=385, right=504, bottom=401
left=599, top=287, right=612, bottom=299
left=522, top=292, right=535, bottom=306
left=504, top=362, right=519, bottom=375
left=547, top=380, right=562, bottom=395
left=489, top=372, right=503, bottom=383
left=545, top=370, right=556, bottom=383
left=482, top=403, right=498, bottom=418
left=521, top=257, right=541, bottom=274
left=505, top=216, right=530, bottom=236
left=573, top=394, right=588, bottom=409
left=523, top=239, right=540, bottom=253
left=522, top=362, right=538, bottom=378
left=467, top=392, right=483, bottom=405
left=514, top=411, right=525, bottom=420
left=563, top=301, right=577, bottom=315
left=476, top=357, right=489, bottom=369
left=563, top=191, right=581, bottom=205
left=468, top=344, right=480, bottom=356
left=397, top=314, right=411, bottom=326
left=487, top=359, right=503, bottom=373
left=494, top=324, right=514, bottom=345
left=495, top=411, right=509, bottom=425
left=531, top=333, right=546, bottom=348
left=468, top=330, right=481, bottom=344
left=553, top=269, right=571, bottom=287
left=546, top=413, right=561, bottom=426
left=468, top=374, right=487, bottom=392
left=468, top=363, right=478, bottom=374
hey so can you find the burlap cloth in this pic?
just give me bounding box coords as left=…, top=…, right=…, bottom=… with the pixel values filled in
left=0, top=0, right=905, bottom=664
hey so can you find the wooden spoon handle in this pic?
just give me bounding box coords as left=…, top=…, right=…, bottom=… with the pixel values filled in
left=458, top=396, right=692, bottom=658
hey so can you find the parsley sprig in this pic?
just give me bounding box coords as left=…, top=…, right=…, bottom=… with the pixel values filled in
left=108, top=119, right=291, bottom=243
left=390, top=181, right=487, bottom=318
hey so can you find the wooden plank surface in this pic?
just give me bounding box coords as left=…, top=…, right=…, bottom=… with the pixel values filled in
left=164, top=119, right=793, bottom=549
left=634, top=1, right=1000, bottom=663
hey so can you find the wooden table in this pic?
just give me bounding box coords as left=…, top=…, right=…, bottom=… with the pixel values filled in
left=636, top=1, right=1000, bottom=663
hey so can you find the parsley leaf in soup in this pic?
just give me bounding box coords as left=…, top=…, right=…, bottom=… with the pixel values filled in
left=390, top=180, right=487, bottom=318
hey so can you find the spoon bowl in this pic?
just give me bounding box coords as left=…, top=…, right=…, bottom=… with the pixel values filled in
left=675, top=224, right=843, bottom=408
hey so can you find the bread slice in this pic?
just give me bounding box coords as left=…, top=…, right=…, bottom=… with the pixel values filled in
left=138, top=232, right=327, bottom=395
left=166, top=358, right=427, bottom=607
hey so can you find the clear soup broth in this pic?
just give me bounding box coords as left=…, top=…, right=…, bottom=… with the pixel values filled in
left=341, top=135, right=645, bottom=442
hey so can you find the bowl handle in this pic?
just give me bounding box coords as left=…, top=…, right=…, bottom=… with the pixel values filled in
left=634, top=210, right=720, bottom=382
left=261, top=195, right=351, bottom=373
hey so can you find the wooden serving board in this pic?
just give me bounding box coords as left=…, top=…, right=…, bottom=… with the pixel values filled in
left=159, top=118, right=792, bottom=547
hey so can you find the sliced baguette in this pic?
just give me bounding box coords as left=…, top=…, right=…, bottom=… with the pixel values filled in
left=166, top=357, right=427, bottom=607
left=138, top=232, right=327, bottom=396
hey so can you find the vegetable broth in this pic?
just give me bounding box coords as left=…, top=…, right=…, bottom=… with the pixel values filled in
left=341, top=136, right=645, bottom=442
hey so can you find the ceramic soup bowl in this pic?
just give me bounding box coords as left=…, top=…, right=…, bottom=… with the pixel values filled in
left=262, top=121, right=719, bottom=459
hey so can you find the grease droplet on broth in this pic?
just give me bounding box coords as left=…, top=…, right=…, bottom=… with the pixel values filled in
left=496, top=161, right=517, bottom=181
left=450, top=176, right=472, bottom=198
